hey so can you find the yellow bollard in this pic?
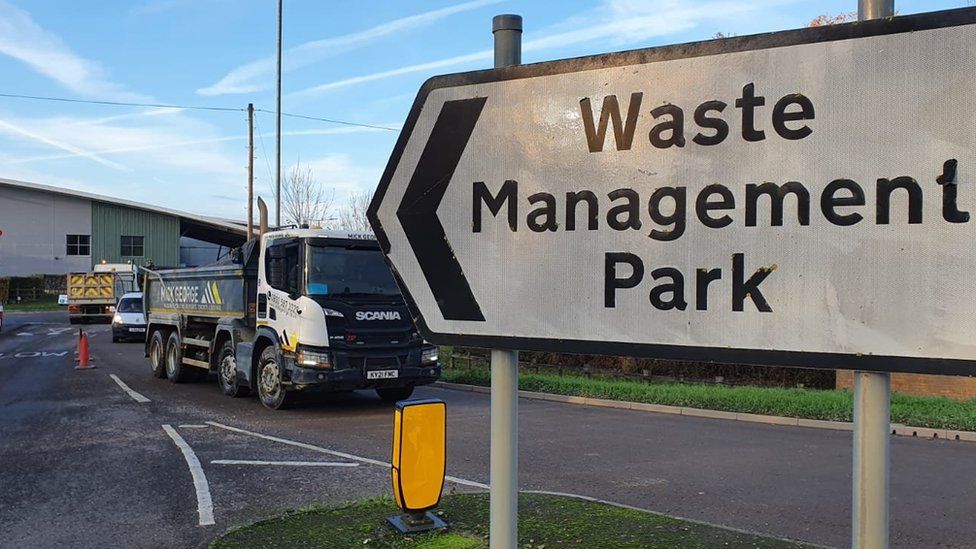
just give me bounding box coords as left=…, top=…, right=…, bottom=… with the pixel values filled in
left=388, top=398, right=448, bottom=533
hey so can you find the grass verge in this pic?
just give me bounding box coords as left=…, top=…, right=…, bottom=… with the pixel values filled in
left=3, top=295, right=63, bottom=312
left=211, top=493, right=812, bottom=549
left=441, top=367, right=976, bottom=432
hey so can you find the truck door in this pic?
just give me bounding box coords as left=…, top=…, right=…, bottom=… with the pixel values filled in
left=260, top=238, right=303, bottom=350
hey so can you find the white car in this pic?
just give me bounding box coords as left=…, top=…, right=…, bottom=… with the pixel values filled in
left=112, top=292, right=146, bottom=342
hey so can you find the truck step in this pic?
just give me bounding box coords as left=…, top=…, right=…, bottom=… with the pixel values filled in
left=182, top=358, right=210, bottom=369
left=183, top=337, right=211, bottom=348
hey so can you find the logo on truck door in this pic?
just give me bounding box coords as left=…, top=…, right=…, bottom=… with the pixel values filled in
left=355, top=311, right=402, bottom=321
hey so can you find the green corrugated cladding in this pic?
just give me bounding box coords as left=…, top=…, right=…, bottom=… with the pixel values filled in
left=90, top=201, right=179, bottom=268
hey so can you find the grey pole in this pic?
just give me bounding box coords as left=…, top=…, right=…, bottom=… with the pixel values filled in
left=852, top=5, right=893, bottom=548
left=490, top=15, right=521, bottom=549
left=275, top=0, right=283, bottom=228
left=858, top=0, right=894, bottom=19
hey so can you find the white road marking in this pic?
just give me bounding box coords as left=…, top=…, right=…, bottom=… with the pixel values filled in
left=162, top=425, right=215, bottom=526
left=0, top=350, right=69, bottom=359
left=16, top=332, right=32, bottom=337
left=205, top=421, right=488, bottom=489
left=109, top=374, right=151, bottom=403
left=211, top=459, right=359, bottom=467
left=47, top=328, right=73, bottom=335
left=179, top=424, right=209, bottom=429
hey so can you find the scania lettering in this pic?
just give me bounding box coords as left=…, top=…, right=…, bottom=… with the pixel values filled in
left=142, top=214, right=439, bottom=410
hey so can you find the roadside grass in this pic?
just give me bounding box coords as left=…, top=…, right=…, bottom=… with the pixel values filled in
left=441, top=367, right=976, bottom=432
left=210, top=493, right=812, bottom=549
left=2, top=295, right=63, bottom=312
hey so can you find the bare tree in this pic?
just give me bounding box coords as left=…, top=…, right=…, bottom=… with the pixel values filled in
left=808, top=12, right=857, bottom=26
left=281, top=161, right=335, bottom=227
left=337, top=190, right=374, bottom=232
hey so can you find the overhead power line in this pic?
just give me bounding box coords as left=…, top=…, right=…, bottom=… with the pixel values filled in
left=254, top=108, right=398, bottom=131
left=0, top=92, right=243, bottom=112
left=0, top=91, right=398, bottom=132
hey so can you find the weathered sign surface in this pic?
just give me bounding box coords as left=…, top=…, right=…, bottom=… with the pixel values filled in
left=369, top=9, right=976, bottom=375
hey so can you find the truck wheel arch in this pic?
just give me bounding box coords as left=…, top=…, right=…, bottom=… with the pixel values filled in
left=251, top=328, right=280, bottom=386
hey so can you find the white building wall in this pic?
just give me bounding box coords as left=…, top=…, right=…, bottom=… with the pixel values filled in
left=0, top=186, right=92, bottom=276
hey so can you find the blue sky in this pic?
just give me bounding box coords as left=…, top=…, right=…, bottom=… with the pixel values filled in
left=0, top=0, right=969, bottom=220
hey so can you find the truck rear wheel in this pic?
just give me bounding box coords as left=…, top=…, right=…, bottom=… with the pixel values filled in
left=165, top=331, right=191, bottom=383
left=218, top=340, right=249, bottom=397
left=376, top=387, right=414, bottom=402
left=149, top=330, right=167, bottom=378
left=257, top=346, right=291, bottom=410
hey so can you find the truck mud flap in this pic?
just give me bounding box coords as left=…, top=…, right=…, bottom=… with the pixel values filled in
left=235, top=341, right=254, bottom=388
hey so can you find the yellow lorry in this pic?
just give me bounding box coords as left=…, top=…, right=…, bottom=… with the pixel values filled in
left=67, top=264, right=137, bottom=324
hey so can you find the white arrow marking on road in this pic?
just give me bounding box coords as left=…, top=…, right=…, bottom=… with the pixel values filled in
left=47, top=328, right=73, bottom=335
left=211, top=460, right=359, bottom=467
left=109, top=374, right=151, bottom=403
left=162, top=425, right=214, bottom=526
left=206, top=421, right=488, bottom=489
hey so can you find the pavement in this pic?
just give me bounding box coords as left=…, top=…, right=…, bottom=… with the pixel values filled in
left=0, top=311, right=974, bottom=548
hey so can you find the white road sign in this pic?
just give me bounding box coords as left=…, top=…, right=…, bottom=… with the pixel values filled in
left=369, top=9, right=976, bottom=375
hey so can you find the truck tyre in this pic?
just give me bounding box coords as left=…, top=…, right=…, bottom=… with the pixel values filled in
left=149, top=330, right=167, bottom=378
left=165, top=331, right=191, bottom=383
left=376, top=387, right=414, bottom=402
left=218, top=340, right=249, bottom=397
left=257, top=345, right=291, bottom=410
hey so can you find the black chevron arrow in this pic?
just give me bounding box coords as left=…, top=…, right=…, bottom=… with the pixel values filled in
left=397, top=97, right=487, bottom=322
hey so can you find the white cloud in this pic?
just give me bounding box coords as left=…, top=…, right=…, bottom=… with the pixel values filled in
left=197, top=0, right=501, bottom=96
left=6, top=123, right=399, bottom=165
left=0, top=0, right=144, bottom=100
left=0, top=117, right=130, bottom=171
left=290, top=0, right=787, bottom=99
left=301, top=154, right=382, bottom=196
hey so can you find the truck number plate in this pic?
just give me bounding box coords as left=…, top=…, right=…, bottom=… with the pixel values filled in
left=367, top=369, right=398, bottom=380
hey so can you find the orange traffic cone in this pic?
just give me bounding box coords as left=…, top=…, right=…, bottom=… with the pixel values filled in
left=75, top=329, right=95, bottom=370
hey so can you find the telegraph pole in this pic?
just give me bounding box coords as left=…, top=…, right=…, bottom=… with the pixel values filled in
left=247, top=102, right=254, bottom=240
left=275, top=0, right=283, bottom=228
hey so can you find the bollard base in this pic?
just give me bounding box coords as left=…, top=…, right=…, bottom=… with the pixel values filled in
left=387, top=511, right=446, bottom=534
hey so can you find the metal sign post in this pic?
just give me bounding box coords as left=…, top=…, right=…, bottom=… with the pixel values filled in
left=852, top=4, right=893, bottom=548
left=490, top=15, right=522, bottom=549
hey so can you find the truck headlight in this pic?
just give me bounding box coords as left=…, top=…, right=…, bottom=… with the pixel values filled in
left=323, top=308, right=344, bottom=318
left=421, top=346, right=438, bottom=365
left=297, top=348, right=332, bottom=369
left=112, top=314, right=123, bottom=324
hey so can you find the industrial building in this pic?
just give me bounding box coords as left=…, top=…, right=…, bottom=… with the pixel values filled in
left=0, top=177, right=247, bottom=277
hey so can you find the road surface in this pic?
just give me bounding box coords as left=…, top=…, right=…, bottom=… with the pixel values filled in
left=0, top=311, right=973, bottom=548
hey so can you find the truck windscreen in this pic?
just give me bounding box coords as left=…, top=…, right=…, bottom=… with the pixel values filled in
left=306, top=245, right=400, bottom=298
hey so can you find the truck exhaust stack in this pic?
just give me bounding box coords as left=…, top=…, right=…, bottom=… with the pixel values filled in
left=257, top=197, right=268, bottom=238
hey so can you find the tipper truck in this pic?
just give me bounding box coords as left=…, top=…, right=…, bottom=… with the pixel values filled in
left=67, top=264, right=137, bottom=324
left=142, top=224, right=440, bottom=410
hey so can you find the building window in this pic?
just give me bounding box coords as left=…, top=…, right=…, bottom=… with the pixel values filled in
left=66, top=234, right=91, bottom=256
left=120, top=235, right=144, bottom=257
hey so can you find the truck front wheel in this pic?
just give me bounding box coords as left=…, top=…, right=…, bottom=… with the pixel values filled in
left=376, top=387, right=414, bottom=403
left=218, top=340, right=249, bottom=397
left=257, top=346, right=291, bottom=410
left=149, top=330, right=167, bottom=378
